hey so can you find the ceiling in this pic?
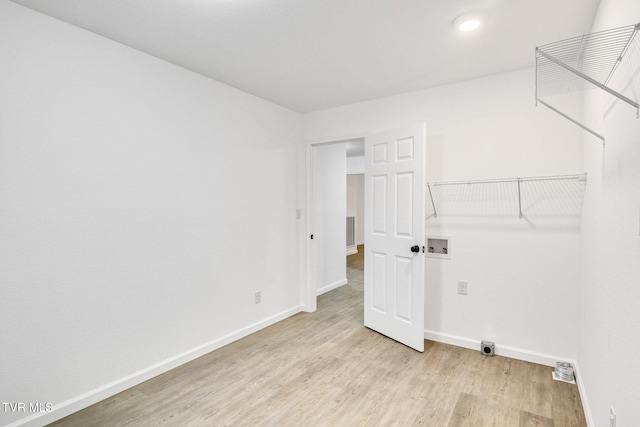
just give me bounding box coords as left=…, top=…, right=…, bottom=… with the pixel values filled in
left=10, top=0, right=600, bottom=113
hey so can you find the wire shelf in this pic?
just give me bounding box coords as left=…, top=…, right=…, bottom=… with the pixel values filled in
left=535, top=23, right=640, bottom=141
left=426, top=174, right=587, bottom=219
left=536, top=24, right=638, bottom=96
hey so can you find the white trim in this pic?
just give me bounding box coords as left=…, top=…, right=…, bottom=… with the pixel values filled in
left=304, top=142, right=316, bottom=312
left=9, top=306, right=303, bottom=427
left=317, top=278, right=348, bottom=296
left=424, top=329, right=477, bottom=350
left=306, top=132, right=371, bottom=146
left=346, top=245, right=358, bottom=256
left=573, top=360, right=594, bottom=427
left=424, top=329, right=572, bottom=367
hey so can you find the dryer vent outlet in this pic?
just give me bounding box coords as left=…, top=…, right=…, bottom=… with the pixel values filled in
left=481, top=341, right=495, bottom=356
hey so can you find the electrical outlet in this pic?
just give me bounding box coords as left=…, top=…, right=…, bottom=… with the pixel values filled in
left=610, top=405, right=616, bottom=427
left=254, top=291, right=261, bottom=304
left=458, top=280, right=468, bottom=295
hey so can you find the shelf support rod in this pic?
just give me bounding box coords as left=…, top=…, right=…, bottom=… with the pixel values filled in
left=537, top=98, right=605, bottom=143
left=536, top=48, right=639, bottom=111
left=427, top=183, right=437, bottom=218
left=517, top=178, right=522, bottom=219
left=535, top=53, right=538, bottom=107
left=566, top=34, right=586, bottom=94
left=605, top=23, right=640, bottom=86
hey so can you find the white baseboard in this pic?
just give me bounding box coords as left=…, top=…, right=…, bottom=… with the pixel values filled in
left=424, top=329, right=568, bottom=367
left=317, top=278, right=348, bottom=296
left=9, top=306, right=304, bottom=427
left=346, top=246, right=358, bottom=256
left=424, top=329, right=477, bottom=353
left=572, top=360, right=594, bottom=427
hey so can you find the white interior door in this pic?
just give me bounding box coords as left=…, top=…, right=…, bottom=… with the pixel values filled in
left=364, top=124, right=425, bottom=352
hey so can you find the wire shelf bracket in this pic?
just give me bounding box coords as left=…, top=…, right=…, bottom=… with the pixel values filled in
left=535, top=23, right=640, bottom=142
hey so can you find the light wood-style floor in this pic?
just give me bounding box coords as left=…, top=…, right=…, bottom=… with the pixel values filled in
left=51, top=245, right=586, bottom=426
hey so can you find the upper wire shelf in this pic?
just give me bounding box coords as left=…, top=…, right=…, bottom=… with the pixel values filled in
left=535, top=23, right=640, bottom=141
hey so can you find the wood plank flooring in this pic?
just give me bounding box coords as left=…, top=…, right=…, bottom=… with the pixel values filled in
left=51, top=245, right=586, bottom=426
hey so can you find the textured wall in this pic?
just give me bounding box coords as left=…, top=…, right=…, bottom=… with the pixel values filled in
left=0, top=1, right=301, bottom=425
left=577, top=0, right=640, bottom=425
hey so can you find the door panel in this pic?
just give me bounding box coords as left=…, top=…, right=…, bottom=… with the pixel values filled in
left=371, top=252, right=386, bottom=312
left=364, top=124, right=425, bottom=352
left=371, top=175, right=387, bottom=234
left=394, top=255, right=413, bottom=322
left=395, top=172, right=413, bottom=237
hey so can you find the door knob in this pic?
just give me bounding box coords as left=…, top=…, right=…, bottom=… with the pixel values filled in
left=410, top=245, right=420, bottom=253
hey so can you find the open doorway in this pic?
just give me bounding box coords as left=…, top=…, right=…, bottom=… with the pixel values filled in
left=346, top=139, right=364, bottom=257
left=306, top=124, right=426, bottom=351
left=345, top=140, right=365, bottom=308
left=346, top=174, right=364, bottom=256
left=306, top=137, right=365, bottom=312
left=310, top=137, right=366, bottom=324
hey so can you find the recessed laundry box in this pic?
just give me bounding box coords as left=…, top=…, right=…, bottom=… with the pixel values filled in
left=426, top=236, right=450, bottom=259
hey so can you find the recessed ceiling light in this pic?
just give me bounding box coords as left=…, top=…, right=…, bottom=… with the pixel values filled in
left=453, top=13, right=485, bottom=32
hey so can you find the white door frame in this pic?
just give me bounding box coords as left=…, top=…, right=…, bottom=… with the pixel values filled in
left=303, top=132, right=370, bottom=312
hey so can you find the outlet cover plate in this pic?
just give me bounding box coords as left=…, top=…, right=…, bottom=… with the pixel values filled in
left=458, top=280, right=468, bottom=295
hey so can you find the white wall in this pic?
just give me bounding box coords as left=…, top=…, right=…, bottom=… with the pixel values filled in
left=314, top=144, right=347, bottom=294
left=577, top=1, right=640, bottom=425
left=346, top=155, right=365, bottom=174
left=346, top=174, right=364, bottom=245
left=304, top=68, right=584, bottom=364
left=0, top=2, right=302, bottom=425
